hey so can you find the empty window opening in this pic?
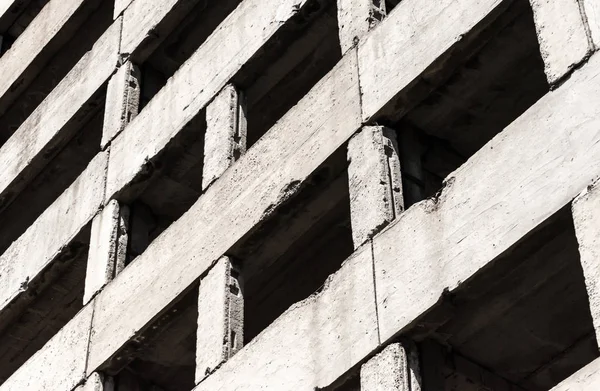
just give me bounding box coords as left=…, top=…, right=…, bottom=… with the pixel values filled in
left=0, top=105, right=104, bottom=255
left=377, top=0, right=549, bottom=209
left=408, top=207, right=598, bottom=391
left=231, top=147, right=353, bottom=342
left=233, top=0, right=342, bottom=147
left=0, top=227, right=90, bottom=384
left=0, top=0, right=113, bottom=146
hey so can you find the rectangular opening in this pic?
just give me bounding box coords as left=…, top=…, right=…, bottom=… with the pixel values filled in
left=377, top=0, right=549, bottom=209
left=410, top=206, right=598, bottom=390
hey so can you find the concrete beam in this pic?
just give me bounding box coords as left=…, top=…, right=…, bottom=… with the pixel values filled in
left=0, top=18, right=120, bottom=214
left=0, top=0, right=102, bottom=116
left=88, top=51, right=361, bottom=374
left=202, top=84, right=247, bottom=191
left=84, top=200, right=130, bottom=306
left=105, top=0, right=316, bottom=202
left=529, top=0, right=593, bottom=85
left=337, top=0, right=386, bottom=54
left=360, top=343, right=421, bottom=391
left=114, top=0, right=134, bottom=19
left=196, top=256, right=244, bottom=383
left=372, top=53, right=600, bottom=343
left=550, top=357, right=600, bottom=390
left=347, top=126, right=403, bottom=248
left=195, top=244, right=379, bottom=390
left=101, top=61, right=141, bottom=150
left=583, top=0, right=600, bottom=48
left=0, top=304, right=94, bottom=391
left=0, top=151, right=108, bottom=315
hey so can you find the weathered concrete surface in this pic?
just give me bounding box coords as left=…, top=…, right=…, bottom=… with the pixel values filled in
left=529, top=0, right=593, bottom=84
left=357, top=0, right=505, bottom=122
left=584, top=0, right=600, bottom=48
left=372, top=53, right=600, bottom=343
left=106, top=0, right=314, bottom=201
left=84, top=200, right=130, bottom=305
left=196, top=256, right=244, bottom=383
left=0, top=18, right=120, bottom=213
left=202, top=84, right=247, bottom=190
left=0, top=304, right=94, bottom=391
left=113, top=0, right=134, bottom=19
left=551, top=357, right=600, bottom=390
left=101, top=61, right=141, bottom=149
left=195, top=244, right=378, bottom=391
left=75, top=373, right=112, bottom=391
left=361, top=343, right=421, bottom=391
left=347, top=126, right=403, bottom=248
left=88, top=52, right=361, bottom=374
left=572, top=181, right=600, bottom=345
left=0, top=151, right=107, bottom=313
left=0, top=0, right=101, bottom=116
left=336, top=0, right=385, bottom=53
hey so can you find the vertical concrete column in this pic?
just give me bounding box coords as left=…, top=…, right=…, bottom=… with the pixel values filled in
left=75, top=373, right=115, bottom=391
left=196, top=256, right=244, bottom=383
left=529, top=0, right=594, bottom=85
left=361, top=342, right=421, bottom=391
left=202, top=84, right=247, bottom=190
left=101, top=61, right=141, bottom=149
left=337, top=0, right=386, bottom=53
left=84, top=200, right=130, bottom=305
left=572, top=182, right=600, bottom=347
left=347, top=126, right=403, bottom=249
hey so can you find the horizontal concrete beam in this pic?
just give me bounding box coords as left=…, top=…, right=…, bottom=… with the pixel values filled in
left=0, top=0, right=102, bottom=116
left=89, top=50, right=361, bottom=374
left=0, top=18, right=120, bottom=213
left=195, top=244, right=379, bottom=390
left=106, top=0, right=314, bottom=201
left=373, top=52, right=600, bottom=343
left=0, top=151, right=108, bottom=315
left=0, top=304, right=94, bottom=391
left=551, top=357, right=600, bottom=390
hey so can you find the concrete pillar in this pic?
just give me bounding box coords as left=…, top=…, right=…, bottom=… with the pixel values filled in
left=202, top=84, right=247, bottom=190
left=337, top=0, right=386, bottom=54
left=529, top=0, right=594, bottom=85
left=196, top=256, right=244, bottom=383
left=84, top=200, right=130, bottom=305
left=101, top=61, right=141, bottom=149
left=572, top=181, right=600, bottom=347
left=361, top=342, right=421, bottom=391
left=75, top=373, right=114, bottom=391
left=347, top=126, right=403, bottom=249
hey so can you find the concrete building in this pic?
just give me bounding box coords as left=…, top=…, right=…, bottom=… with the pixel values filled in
left=0, top=0, right=600, bottom=389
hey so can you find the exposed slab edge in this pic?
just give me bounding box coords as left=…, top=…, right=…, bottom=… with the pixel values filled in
left=0, top=0, right=102, bottom=116
left=106, top=0, right=311, bottom=201
left=551, top=357, right=600, bottom=390
left=0, top=0, right=32, bottom=32
left=357, top=0, right=505, bottom=122
left=195, top=244, right=379, bottom=391
left=0, top=18, right=120, bottom=213
left=0, top=303, right=94, bottom=391
left=88, top=50, right=361, bottom=373
left=0, top=151, right=108, bottom=316
left=373, top=53, right=600, bottom=342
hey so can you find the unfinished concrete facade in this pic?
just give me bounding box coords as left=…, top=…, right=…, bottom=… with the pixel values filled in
left=1, top=0, right=600, bottom=389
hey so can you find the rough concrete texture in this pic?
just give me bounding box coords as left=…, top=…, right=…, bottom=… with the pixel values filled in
left=0, top=17, right=120, bottom=212
left=347, top=126, right=403, bottom=248
left=75, top=373, right=113, bottom=391
left=529, top=0, right=592, bottom=84
left=336, top=0, right=385, bottom=53
left=195, top=244, right=378, bottom=391
left=0, top=151, right=107, bottom=313
left=361, top=343, right=421, bottom=391
left=584, top=0, right=600, bottom=48
left=196, top=256, right=244, bottom=383
left=106, top=0, right=312, bottom=202
left=551, top=357, right=600, bottom=390
left=0, top=304, right=93, bottom=391
left=202, top=84, right=247, bottom=190
left=373, top=53, right=600, bottom=342
left=113, top=0, right=134, bottom=19
left=84, top=200, right=130, bottom=305
left=101, top=61, right=141, bottom=150
left=89, top=51, right=360, bottom=375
